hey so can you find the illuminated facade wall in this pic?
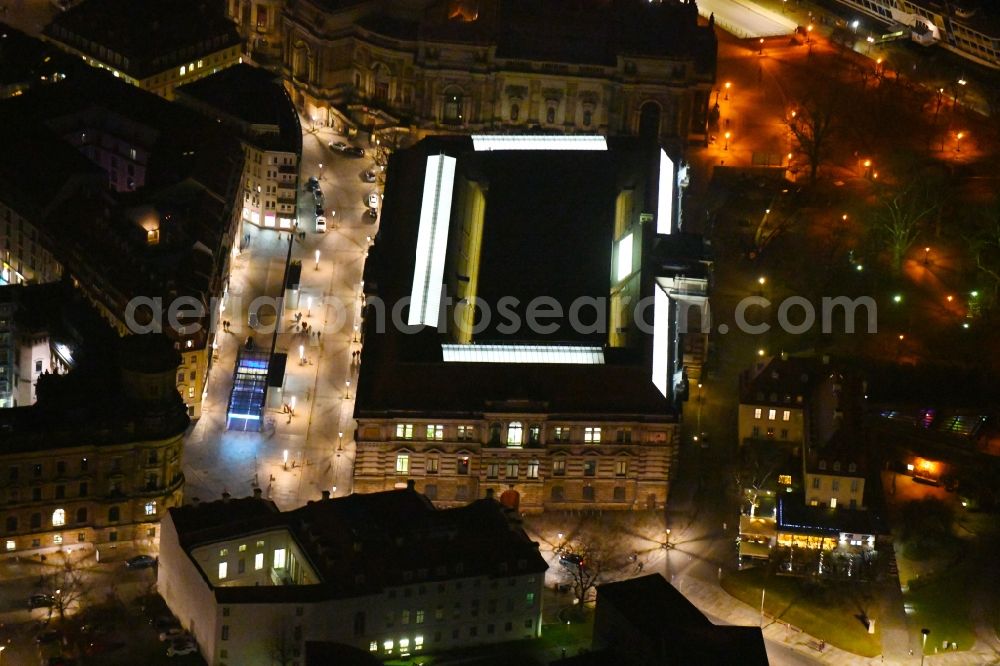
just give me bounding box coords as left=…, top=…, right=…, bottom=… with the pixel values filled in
left=241, top=145, right=299, bottom=230
left=803, top=469, right=865, bottom=509
left=737, top=403, right=806, bottom=445
left=444, top=175, right=486, bottom=343
left=354, top=418, right=678, bottom=513
left=278, top=1, right=713, bottom=140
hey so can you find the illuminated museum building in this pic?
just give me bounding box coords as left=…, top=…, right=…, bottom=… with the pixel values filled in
left=0, top=330, right=188, bottom=555
left=266, top=0, right=716, bottom=142
left=44, top=0, right=243, bottom=100
left=177, top=64, right=303, bottom=232
left=159, top=486, right=546, bottom=665
left=0, top=67, right=246, bottom=418
left=354, top=135, right=710, bottom=513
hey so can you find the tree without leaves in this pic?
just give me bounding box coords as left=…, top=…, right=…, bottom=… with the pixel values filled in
left=787, top=81, right=844, bottom=182
left=734, top=441, right=786, bottom=517
left=41, top=554, right=92, bottom=624
left=868, top=162, right=946, bottom=273
left=558, top=536, right=631, bottom=612
left=966, top=200, right=1000, bottom=308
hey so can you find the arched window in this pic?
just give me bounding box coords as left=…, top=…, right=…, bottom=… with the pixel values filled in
left=75, top=507, right=87, bottom=524
left=444, top=89, right=463, bottom=124
left=488, top=422, right=501, bottom=445
left=373, top=63, right=391, bottom=103
left=507, top=422, right=523, bottom=447
left=510, top=103, right=519, bottom=122
left=52, top=509, right=65, bottom=527
left=546, top=106, right=556, bottom=124
left=144, top=501, right=157, bottom=516
left=583, top=108, right=593, bottom=127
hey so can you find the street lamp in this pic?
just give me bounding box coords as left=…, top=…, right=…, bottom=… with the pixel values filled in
left=920, top=628, right=930, bottom=666
left=923, top=247, right=931, bottom=265
left=318, top=162, right=324, bottom=180
left=696, top=383, right=704, bottom=433
left=289, top=395, right=296, bottom=413
left=956, top=131, right=964, bottom=152
left=338, top=431, right=344, bottom=451
left=314, top=249, right=320, bottom=270
left=344, top=379, right=351, bottom=399
left=759, top=38, right=764, bottom=55
left=299, top=344, right=305, bottom=365
left=724, top=131, right=731, bottom=150
left=307, top=296, right=313, bottom=317
left=724, top=81, right=731, bottom=100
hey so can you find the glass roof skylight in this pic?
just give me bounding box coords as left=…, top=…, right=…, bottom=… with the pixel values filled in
left=408, top=154, right=457, bottom=327
left=471, top=135, right=608, bottom=151
left=441, top=344, right=605, bottom=364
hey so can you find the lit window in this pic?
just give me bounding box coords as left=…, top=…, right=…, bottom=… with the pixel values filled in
left=53, top=534, right=63, bottom=545
left=187, top=387, right=195, bottom=398
left=256, top=540, right=265, bottom=548
left=400, top=638, right=410, bottom=650
left=219, top=561, right=228, bottom=579
left=616, top=233, right=633, bottom=281
left=830, top=498, right=837, bottom=508
left=768, top=409, right=776, bottom=420
left=426, top=424, right=444, bottom=440
left=369, top=641, right=378, bottom=652
left=238, top=544, right=246, bottom=552
left=254, top=553, right=264, bottom=570
left=457, top=425, right=474, bottom=441
left=415, top=635, right=424, bottom=650
left=396, top=454, right=410, bottom=474
left=615, top=460, right=627, bottom=476
left=507, top=422, right=523, bottom=447
left=778, top=474, right=792, bottom=485
left=383, top=639, right=394, bottom=653
left=506, top=461, right=519, bottom=478
left=179, top=65, right=186, bottom=76
left=5, top=540, right=13, bottom=551
left=144, top=501, right=156, bottom=516
left=782, top=410, right=791, bottom=421
left=416, top=610, right=425, bottom=624
left=527, top=460, right=539, bottom=479
left=52, top=509, right=65, bottom=527
left=273, top=548, right=286, bottom=569
left=130, top=147, right=137, bottom=160
left=197, top=59, right=203, bottom=68
left=396, top=423, right=414, bottom=439
left=754, top=408, right=762, bottom=419
left=584, top=427, right=602, bottom=443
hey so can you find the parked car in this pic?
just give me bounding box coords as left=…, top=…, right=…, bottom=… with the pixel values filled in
left=36, top=629, right=62, bottom=645
left=313, top=187, right=324, bottom=202
left=29, top=593, right=55, bottom=609
left=159, top=626, right=187, bottom=642
left=362, top=168, right=378, bottom=183
left=328, top=141, right=348, bottom=152
left=344, top=146, right=365, bottom=158
left=315, top=205, right=324, bottom=217
left=368, top=191, right=380, bottom=209
left=126, top=554, right=157, bottom=569
left=315, top=215, right=327, bottom=233
left=305, top=176, right=319, bottom=191
left=558, top=553, right=585, bottom=569
left=167, top=636, right=198, bottom=657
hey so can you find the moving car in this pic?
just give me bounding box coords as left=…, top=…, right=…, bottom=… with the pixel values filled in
left=305, top=176, right=319, bottom=191
left=313, top=187, right=324, bottom=202
left=315, top=216, right=326, bottom=233
left=328, top=141, right=348, bottom=152
left=126, top=554, right=156, bottom=569
left=344, top=146, right=365, bottom=157
left=29, top=593, right=55, bottom=609
left=315, top=205, right=324, bottom=217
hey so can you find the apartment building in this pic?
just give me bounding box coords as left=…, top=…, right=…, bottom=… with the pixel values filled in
left=158, top=486, right=547, bottom=665
left=44, top=0, right=244, bottom=100
left=0, top=333, right=188, bottom=555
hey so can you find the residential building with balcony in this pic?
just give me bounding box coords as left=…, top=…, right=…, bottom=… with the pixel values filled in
left=158, top=484, right=547, bottom=665
left=273, top=0, right=716, bottom=144
left=0, top=68, right=246, bottom=418
left=0, top=332, right=188, bottom=555
left=44, top=0, right=244, bottom=100
left=177, top=63, right=303, bottom=232
left=353, top=136, right=709, bottom=513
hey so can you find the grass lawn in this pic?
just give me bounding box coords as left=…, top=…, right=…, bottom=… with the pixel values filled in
left=904, top=562, right=976, bottom=654
left=721, top=568, right=881, bottom=657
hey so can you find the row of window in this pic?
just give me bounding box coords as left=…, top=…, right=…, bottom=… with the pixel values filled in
left=422, top=483, right=629, bottom=502
left=810, top=477, right=860, bottom=493
left=5, top=450, right=171, bottom=481
left=396, top=454, right=628, bottom=478
left=384, top=595, right=535, bottom=629
left=217, top=543, right=285, bottom=580
left=394, top=422, right=634, bottom=446
left=4, top=502, right=156, bottom=533
left=5, top=526, right=155, bottom=552
left=752, top=408, right=792, bottom=421
left=367, top=619, right=532, bottom=657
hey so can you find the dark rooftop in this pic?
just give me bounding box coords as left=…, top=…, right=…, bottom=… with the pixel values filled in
left=740, top=355, right=818, bottom=407
left=595, top=574, right=769, bottom=665
left=169, top=487, right=548, bottom=603
left=45, top=0, right=242, bottom=79
left=777, top=493, right=888, bottom=537
left=356, top=135, right=678, bottom=418
left=176, top=64, right=302, bottom=153
left=0, top=21, right=80, bottom=90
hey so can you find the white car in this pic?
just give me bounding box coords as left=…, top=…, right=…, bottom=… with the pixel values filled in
left=166, top=637, right=197, bottom=657
left=315, top=215, right=326, bottom=233
left=368, top=192, right=381, bottom=209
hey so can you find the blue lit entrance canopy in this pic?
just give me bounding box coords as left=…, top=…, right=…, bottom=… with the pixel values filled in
left=227, top=349, right=270, bottom=430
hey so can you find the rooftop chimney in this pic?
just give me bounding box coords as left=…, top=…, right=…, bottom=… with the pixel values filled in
left=253, top=487, right=262, bottom=499
left=321, top=490, right=331, bottom=500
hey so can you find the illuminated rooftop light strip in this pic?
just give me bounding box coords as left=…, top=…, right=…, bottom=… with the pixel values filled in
left=441, top=344, right=605, bottom=364
left=657, top=149, right=674, bottom=235
left=408, top=154, right=457, bottom=327
left=471, top=135, right=608, bottom=151
left=651, top=288, right=670, bottom=397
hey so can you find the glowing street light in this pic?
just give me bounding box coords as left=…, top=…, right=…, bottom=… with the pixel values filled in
left=307, top=296, right=313, bottom=316
left=956, top=131, right=965, bottom=152
left=758, top=276, right=766, bottom=285
left=290, top=395, right=297, bottom=412
left=724, top=131, right=731, bottom=150
left=345, top=379, right=351, bottom=399
left=759, top=37, right=765, bottom=55
left=757, top=348, right=766, bottom=357
left=338, top=431, right=344, bottom=451
left=318, top=162, right=324, bottom=180
left=299, top=344, right=305, bottom=364
left=314, top=249, right=320, bottom=270
left=923, top=247, right=931, bottom=265
left=724, top=81, right=731, bottom=100
left=893, top=294, right=902, bottom=303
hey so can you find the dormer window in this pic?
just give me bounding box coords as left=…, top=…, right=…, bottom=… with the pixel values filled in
left=818, top=460, right=827, bottom=470
left=833, top=462, right=841, bottom=472
left=848, top=463, right=857, bottom=473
